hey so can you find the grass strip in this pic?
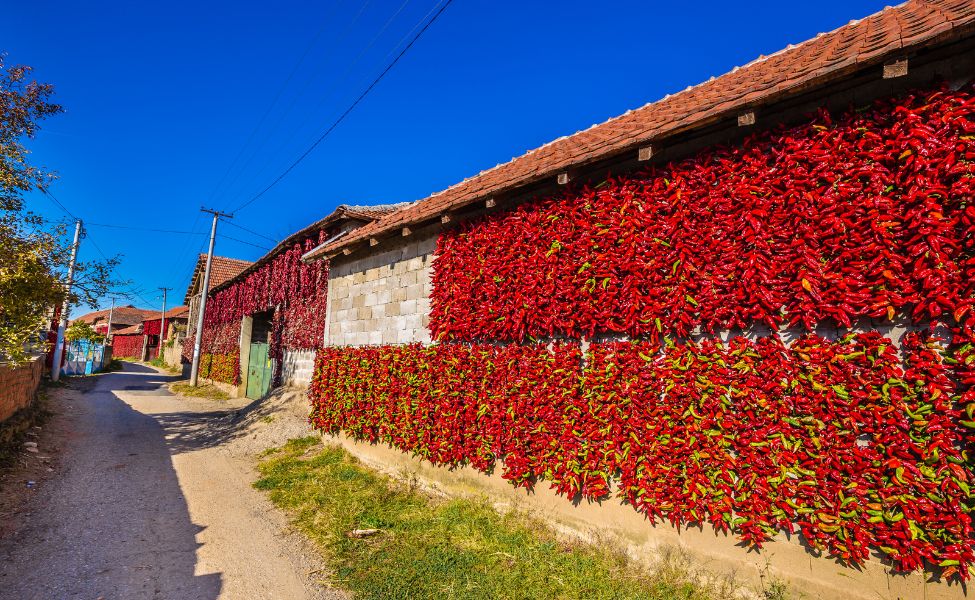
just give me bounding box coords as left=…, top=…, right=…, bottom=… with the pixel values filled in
left=169, top=381, right=229, bottom=400
left=255, top=437, right=718, bottom=600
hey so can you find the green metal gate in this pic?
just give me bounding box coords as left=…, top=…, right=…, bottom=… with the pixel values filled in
left=246, top=342, right=273, bottom=399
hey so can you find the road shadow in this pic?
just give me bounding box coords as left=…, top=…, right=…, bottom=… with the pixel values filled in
left=0, top=383, right=222, bottom=598
left=153, top=388, right=311, bottom=455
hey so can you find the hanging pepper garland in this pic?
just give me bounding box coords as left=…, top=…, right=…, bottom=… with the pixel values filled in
left=185, top=232, right=330, bottom=385
left=308, top=83, right=975, bottom=579
left=309, top=332, right=975, bottom=578
left=431, top=84, right=975, bottom=343
left=111, top=334, right=143, bottom=358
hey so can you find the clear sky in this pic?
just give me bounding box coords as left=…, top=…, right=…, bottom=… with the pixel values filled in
left=4, top=0, right=889, bottom=313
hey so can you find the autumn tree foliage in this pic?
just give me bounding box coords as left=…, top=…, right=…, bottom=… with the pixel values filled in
left=0, top=56, right=118, bottom=363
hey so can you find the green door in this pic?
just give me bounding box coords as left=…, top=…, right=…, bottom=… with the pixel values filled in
left=246, top=342, right=273, bottom=399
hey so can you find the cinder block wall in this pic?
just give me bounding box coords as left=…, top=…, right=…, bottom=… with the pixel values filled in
left=281, top=348, right=315, bottom=387
left=0, top=356, right=43, bottom=423
left=325, top=235, right=435, bottom=346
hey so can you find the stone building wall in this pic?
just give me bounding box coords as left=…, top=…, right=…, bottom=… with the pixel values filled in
left=325, top=234, right=435, bottom=347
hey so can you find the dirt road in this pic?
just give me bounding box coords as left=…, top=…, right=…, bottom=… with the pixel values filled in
left=0, top=362, right=338, bottom=600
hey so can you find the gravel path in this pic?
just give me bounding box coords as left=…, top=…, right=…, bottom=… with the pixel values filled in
left=0, top=362, right=338, bottom=600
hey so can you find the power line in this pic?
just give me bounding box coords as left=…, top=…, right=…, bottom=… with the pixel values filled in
left=230, top=0, right=453, bottom=214
left=207, top=0, right=345, bottom=204
left=85, top=222, right=205, bottom=235
left=221, top=233, right=273, bottom=251
left=39, top=187, right=79, bottom=221
left=220, top=0, right=416, bottom=208
left=222, top=219, right=279, bottom=244
left=213, top=0, right=376, bottom=208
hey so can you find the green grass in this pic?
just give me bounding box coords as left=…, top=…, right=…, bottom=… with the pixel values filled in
left=148, top=355, right=181, bottom=374
left=169, top=381, right=230, bottom=401
left=255, top=437, right=723, bottom=600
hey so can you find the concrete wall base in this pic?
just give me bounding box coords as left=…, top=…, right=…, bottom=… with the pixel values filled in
left=324, top=432, right=966, bottom=600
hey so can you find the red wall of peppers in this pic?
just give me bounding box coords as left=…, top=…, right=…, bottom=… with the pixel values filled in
left=184, top=231, right=330, bottom=386
left=309, top=84, right=975, bottom=579
left=111, top=334, right=143, bottom=359
left=310, top=333, right=974, bottom=578
left=431, top=84, right=975, bottom=343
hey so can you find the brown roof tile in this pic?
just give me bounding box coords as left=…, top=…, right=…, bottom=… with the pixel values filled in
left=73, top=306, right=156, bottom=327
left=143, top=306, right=190, bottom=322
left=112, top=324, right=142, bottom=336
left=309, top=0, right=975, bottom=260
left=211, top=203, right=408, bottom=294
left=184, top=255, right=254, bottom=304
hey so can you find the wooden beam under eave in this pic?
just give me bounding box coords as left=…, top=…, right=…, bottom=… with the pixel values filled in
left=369, top=238, right=379, bottom=247
left=342, top=248, right=353, bottom=256
left=638, top=145, right=654, bottom=161
left=557, top=172, right=571, bottom=185
left=485, top=198, right=496, bottom=208
left=737, top=111, right=756, bottom=127
left=440, top=214, right=451, bottom=224
left=402, top=226, right=412, bottom=237
left=883, top=58, right=908, bottom=79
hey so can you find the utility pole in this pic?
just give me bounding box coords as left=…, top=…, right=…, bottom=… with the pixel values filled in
left=105, top=296, right=116, bottom=343
left=190, top=208, right=232, bottom=386
left=158, top=287, right=171, bottom=360
left=51, top=219, right=82, bottom=381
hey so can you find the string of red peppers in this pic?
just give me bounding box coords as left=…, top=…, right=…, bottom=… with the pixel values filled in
left=182, top=231, right=331, bottom=385
left=111, top=335, right=143, bottom=359
left=430, top=84, right=975, bottom=343
left=310, top=332, right=975, bottom=578
left=307, top=83, right=975, bottom=579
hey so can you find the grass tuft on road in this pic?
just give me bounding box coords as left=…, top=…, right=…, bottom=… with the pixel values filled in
left=169, top=381, right=229, bottom=401
left=255, top=437, right=722, bottom=600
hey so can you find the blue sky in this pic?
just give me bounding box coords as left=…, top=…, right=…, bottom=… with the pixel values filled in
left=5, top=0, right=888, bottom=312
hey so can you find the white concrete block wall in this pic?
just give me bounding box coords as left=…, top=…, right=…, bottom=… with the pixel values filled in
left=326, top=234, right=435, bottom=347
left=281, top=348, right=316, bottom=387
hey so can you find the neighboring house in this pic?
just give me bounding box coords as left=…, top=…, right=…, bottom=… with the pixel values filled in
left=109, top=324, right=144, bottom=359
left=72, top=305, right=156, bottom=339
left=183, top=255, right=253, bottom=332
left=299, top=4, right=975, bottom=598
left=142, top=306, right=189, bottom=360
left=187, top=203, right=405, bottom=398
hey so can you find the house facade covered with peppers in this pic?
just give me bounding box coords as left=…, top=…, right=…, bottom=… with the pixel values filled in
left=185, top=203, right=405, bottom=399
left=300, top=2, right=975, bottom=598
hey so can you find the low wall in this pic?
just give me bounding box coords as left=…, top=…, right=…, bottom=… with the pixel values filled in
left=162, top=341, right=184, bottom=369
left=0, top=356, right=44, bottom=423
left=326, top=432, right=962, bottom=600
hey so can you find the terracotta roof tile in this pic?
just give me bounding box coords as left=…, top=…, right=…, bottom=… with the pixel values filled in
left=73, top=306, right=156, bottom=327
left=210, top=202, right=408, bottom=295
left=112, top=324, right=142, bottom=336
left=143, top=306, right=190, bottom=323
left=184, top=255, right=254, bottom=304
left=307, top=1, right=974, bottom=260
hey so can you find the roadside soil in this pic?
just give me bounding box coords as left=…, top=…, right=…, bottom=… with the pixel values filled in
left=0, top=361, right=340, bottom=600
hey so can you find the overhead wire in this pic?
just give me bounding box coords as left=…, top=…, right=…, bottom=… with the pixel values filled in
left=222, top=219, right=280, bottom=244
left=207, top=0, right=345, bottom=204
left=229, top=0, right=453, bottom=214
left=219, top=0, right=415, bottom=208
left=213, top=0, right=376, bottom=207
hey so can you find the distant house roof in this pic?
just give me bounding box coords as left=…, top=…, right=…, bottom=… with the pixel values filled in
left=143, top=306, right=190, bottom=323
left=184, top=255, right=254, bottom=304
left=310, top=0, right=975, bottom=259
left=210, top=203, right=407, bottom=294
left=113, top=324, right=142, bottom=335
left=73, top=306, right=156, bottom=327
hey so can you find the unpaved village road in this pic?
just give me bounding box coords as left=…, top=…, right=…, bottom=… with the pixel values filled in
left=0, top=362, right=339, bottom=600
